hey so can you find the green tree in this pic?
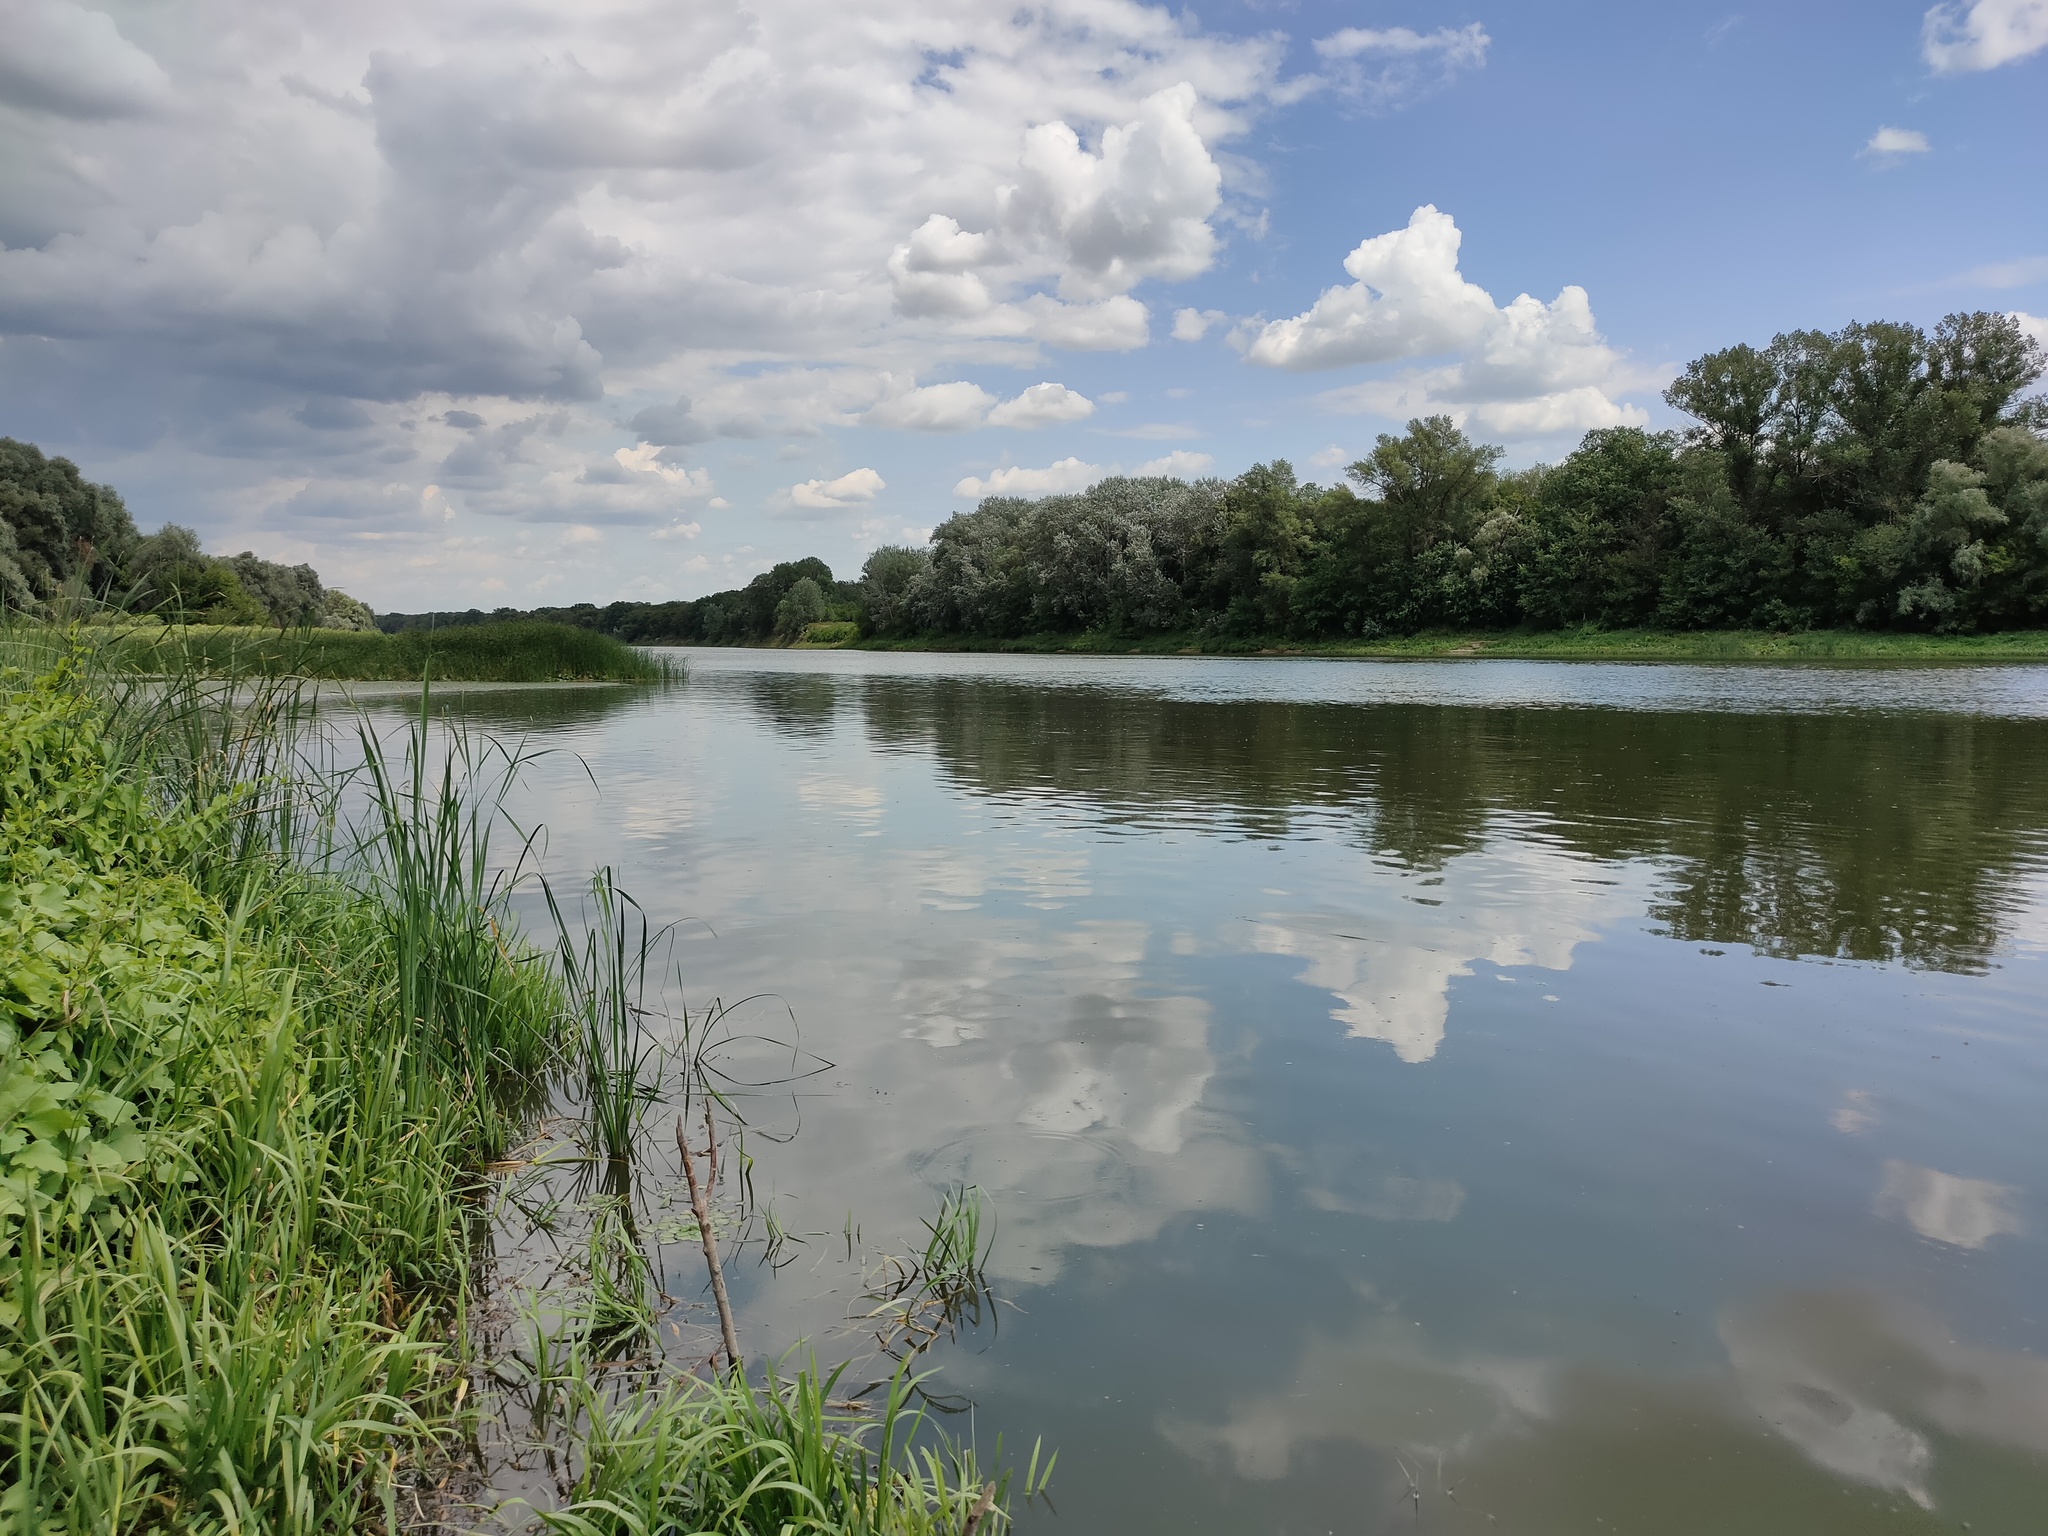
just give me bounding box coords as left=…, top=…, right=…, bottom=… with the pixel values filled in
left=1518, top=428, right=1679, bottom=627
left=773, top=575, right=828, bottom=637
left=0, top=438, right=138, bottom=599
left=858, top=544, right=931, bottom=635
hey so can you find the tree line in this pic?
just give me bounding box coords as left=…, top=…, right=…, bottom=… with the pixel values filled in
left=408, top=310, right=2046, bottom=645
left=0, top=438, right=375, bottom=629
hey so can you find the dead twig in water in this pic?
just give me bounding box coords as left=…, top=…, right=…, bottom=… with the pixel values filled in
left=678, top=1112, right=742, bottom=1372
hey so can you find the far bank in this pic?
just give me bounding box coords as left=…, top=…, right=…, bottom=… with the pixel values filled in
left=790, top=626, right=2048, bottom=664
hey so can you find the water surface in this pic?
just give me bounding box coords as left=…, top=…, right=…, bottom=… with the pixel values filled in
left=400, top=651, right=2048, bottom=1534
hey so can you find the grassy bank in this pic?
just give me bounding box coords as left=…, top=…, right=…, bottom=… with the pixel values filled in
left=840, top=626, right=2048, bottom=663
left=0, top=652, right=1033, bottom=1533
left=89, top=619, right=673, bottom=682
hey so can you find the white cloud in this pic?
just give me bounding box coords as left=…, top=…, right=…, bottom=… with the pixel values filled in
left=649, top=519, right=702, bottom=541
left=1135, top=449, right=1213, bottom=477
left=1248, top=206, right=1648, bottom=438
left=1007, top=294, right=1152, bottom=351
left=863, top=380, right=997, bottom=432
left=2007, top=311, right=2048, bottom=349
left=888, top=82, right=1225, bottom=336
left=1923, top=0, right=2048, bottom=71
left=987, top=381, right=1096, bottom=428
left=1864, top=125, right=1932, bottom=158
left=612, top=442, right=719, bottom=494
left=952, top=447, right=1212, bottom=498
left=1308, top=22, right=1490, bottom=109
left=1308, top=444, right=1349, bottom=470
left=791, top=466, right=885, bottom=507
left=0, top=0, right=1290, bottom=598
left=1172, top=306, right=1227, bottom=341
left=953, top=457, right=1101, bottom=498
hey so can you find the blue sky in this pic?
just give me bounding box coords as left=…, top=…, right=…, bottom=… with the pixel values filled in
left=1, top=0, right=2043, bottom=608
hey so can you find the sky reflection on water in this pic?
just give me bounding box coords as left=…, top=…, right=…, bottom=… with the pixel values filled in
left=371, top=652, right=2048, bottom=1534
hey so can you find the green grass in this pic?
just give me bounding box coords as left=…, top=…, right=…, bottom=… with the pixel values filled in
left=0, top=641, right=1043, bottom=1534
left=793, top=621, right=861, bottom=648
left=84, top=620, right=673, bottom=682
left=848, top=625, right=2048, bottom=662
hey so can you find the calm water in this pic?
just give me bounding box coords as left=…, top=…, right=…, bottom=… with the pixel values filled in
left=386, top=651, right=2048, bottom=1534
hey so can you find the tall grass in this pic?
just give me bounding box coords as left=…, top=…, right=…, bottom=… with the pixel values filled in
left=0, top=653, right=548, bottom=1531
left=537, top=1358, right=1052, bottom=1536
left=1, top=638, right=1047, bottom=1534
left=60, top=618, right=676, bottom=683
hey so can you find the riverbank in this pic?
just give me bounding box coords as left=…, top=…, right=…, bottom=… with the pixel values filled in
left=0, top=656, right=1030, bottom=1533
left=12, top=619, right=673, bottom=681
left=828, top=626, right=2048, bottom=662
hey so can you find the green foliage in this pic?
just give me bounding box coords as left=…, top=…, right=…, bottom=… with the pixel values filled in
left=100, top=619, right=672, bottom=682
left=539, top=1359, right=1050, bottom=1536
left=0, top=657, right=572, bottom=1531
left=825, top=309, right=2047, bottom=642
left=0, top=440, right=138, bottom=610
left=776, top=575, right=830, bottom=637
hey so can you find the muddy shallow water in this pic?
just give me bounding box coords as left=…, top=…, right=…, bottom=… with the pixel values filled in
left=370, top=650, right=2048, bottom=1535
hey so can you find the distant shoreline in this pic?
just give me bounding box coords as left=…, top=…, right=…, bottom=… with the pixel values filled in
left=777, top=627, right=2048, bottom=664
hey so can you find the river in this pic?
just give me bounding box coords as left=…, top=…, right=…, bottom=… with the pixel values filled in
left=382, top=649, right=2048, bottom=1535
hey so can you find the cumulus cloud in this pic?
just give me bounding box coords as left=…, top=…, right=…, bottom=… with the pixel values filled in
left=885, top=83, right=1221, bottom=347
left=953, top=458, right=1101, bottom=498
left=857, top=377, right=1094, bottom=431
left=791, top=466, right=885, bottom=507
left=1135, top=449, right=1213, bottom=477
left=0, top=0, right=1290, bottom=595
left=1922, top=0, right=2048, bottom=71
left=1309, top=23, right=1490, bottom=109
left=612, top=442, right=718, bottom=495
left=2007, top=310, right=2048, bottom=349
left=1246, top=205, right=1648, bottom=437
left=1172, top=306, right=1227, bottom=341
left=986, top=382, right=1095, bottom=428
left=864, top=381, right=998, bottom=432
left=952, top=447, right=1213, bottom=498
left=0, top=0, right=177, bottom=120
left=1864, top=126, right=1932, bottom=158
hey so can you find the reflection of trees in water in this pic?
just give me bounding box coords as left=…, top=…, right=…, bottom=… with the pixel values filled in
left=855, top=679, right=2048, bottom=973
left=347, top=682, right=660, bottom=735
left=723, top=672, right=848, bottom=740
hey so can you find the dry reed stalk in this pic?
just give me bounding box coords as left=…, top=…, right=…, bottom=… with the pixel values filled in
left=678, top=1113, right=742, bottom=1371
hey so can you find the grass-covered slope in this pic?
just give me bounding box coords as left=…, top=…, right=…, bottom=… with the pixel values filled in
left=101, top=619, right=672, bottom=682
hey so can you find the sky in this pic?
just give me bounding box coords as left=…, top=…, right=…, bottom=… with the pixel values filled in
left=1, top=0, right=2045, bottom=610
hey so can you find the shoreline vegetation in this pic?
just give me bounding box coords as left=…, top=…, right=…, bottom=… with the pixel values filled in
left=804, top=625, right=2048, bottom=662
left=0, top=642, right=1039, bottom=1533
left=19, top=618, right=674, bottom=683
left=387, top=310, right=2048, bottom=661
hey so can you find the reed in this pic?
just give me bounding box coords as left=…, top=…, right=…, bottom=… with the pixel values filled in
left=44, top=617, right=676, bottom=683
left=536, top=1355, right=1051, bottom=1536
left=0, top=635, right=1047, bottom=1535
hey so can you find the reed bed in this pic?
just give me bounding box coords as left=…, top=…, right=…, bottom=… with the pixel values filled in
left=0, top=633, right=1041, bottom=1534
left=32, top=618, right=674, bottom=683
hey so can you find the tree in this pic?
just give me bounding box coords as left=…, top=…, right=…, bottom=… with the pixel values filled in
left=859, top=545, right=930, bottom=635
left=229, top=551, right=326, bottom=630
left=1663, top=343, right=1779, bottom=512
left=773, top=576, right=828, bottom=637
left=0, top=438, right=137, bottom=598
left=1347, top=415, right=1502, bottom=553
